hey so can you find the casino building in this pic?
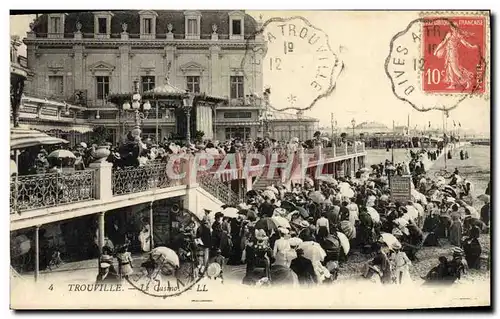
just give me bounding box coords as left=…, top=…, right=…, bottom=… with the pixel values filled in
left=21, top=10, right=318, bottom=144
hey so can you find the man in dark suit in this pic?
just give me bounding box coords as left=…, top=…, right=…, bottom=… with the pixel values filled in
left=290, top=248, right=317, bottom=286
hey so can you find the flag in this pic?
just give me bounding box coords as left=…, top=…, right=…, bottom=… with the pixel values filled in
left=453, top=120, right=456, bottom=127
left=459, top=122, right=461, bottom=127
left=428, top=121, right=431, bottom=128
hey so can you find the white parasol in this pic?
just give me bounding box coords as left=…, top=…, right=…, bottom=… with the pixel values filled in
left=48, top=149, right=76, bottom=159
left=266, top=185, right=279, bottom=196
left=221, top=207, right=239, bottom=218
left=366, top=207, right=380, bottom=223
left=405, top=205, right=419, bottom=220
left=309, top=191, right=326, bottom=204
left=298, top=241, right=326, bottom=263
left=272, top=216, right=291, bottom=229
left=288, top=237, right=303, bottom=248
left=339, top=182, right=354, bottom=198
left=379, top=233, right=401, bottom=251
left=336, top=231, right=350, bottom=255
left=150, top=246, right=180, bottom=268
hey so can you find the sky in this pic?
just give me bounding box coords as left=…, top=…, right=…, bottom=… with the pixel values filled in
left=10, top=11, right=491, bottom=135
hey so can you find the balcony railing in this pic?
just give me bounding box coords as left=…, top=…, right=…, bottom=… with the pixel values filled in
left=111, top=162, right=176, bottom=196
left=10, top=170, right=96, bottom=213
left=197, top=173, right=239, bottom=206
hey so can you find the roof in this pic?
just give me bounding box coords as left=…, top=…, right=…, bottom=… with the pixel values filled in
left=355, top=121, right=389, bottom=130
left=30, top=10, right=258, bottom=39
left=267, top=111, right=318, bottom=122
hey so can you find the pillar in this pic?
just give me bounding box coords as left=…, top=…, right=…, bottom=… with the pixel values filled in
left=73, top=45, right=84, bottom=90
left=149, top=201, right=154, bottom=251
left=98, top=212, right=105, bottom=255
left=89, top=161, right=113, bottom=200
left=34, top=225, right=40, bottom=282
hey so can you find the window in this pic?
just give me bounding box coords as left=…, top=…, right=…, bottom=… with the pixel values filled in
left=98, top=18, right=107, bottom=34
left=225, top=127, right=250, bottom=140
left=224, top=111, right=252, bottom=119
left=186, top=76, right=200, bottom=93
left=141, top=76, right=155, bottom=92
left=143, top=18, right=152, bottom=34
left=48, top=76, right=64, bottom=96
left=187, top=18, right=198, bottom=36
left=50, top=17, right=61, bottom=33
left=96, top=76, right=109, bottom=100
left=230, top=76, right=244, bottom=99
left=232, top=19, right=242, bottom=35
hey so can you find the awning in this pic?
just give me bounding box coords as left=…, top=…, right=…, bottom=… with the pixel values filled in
left=215, top=121, right=261, bottom=126
left=11, top=127, right=69, bottom=149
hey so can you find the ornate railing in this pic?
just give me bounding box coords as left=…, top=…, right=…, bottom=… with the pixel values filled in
left=112, top=163, right=177, bottom=196
left=11, top=170, right=96, bottom=213
left=197, top=173, right=239, bottom=206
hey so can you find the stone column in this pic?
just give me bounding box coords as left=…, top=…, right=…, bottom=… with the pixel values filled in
left=73, top=45, right=84, bottom=91
left=98, top=212, right=105, bottom=255
left=209, top=46, right=221, bottom=96
left=89, top=161, right=113, bottom=201
left=149, top=201, right=154, bottom=251
left=34, top=225, right=41, bottom=282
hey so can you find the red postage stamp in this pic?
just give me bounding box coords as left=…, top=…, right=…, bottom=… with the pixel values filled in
left=422, top=16, right=486, bottom=94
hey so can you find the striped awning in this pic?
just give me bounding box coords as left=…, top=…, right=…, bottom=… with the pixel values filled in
left=216, top=121, right=261, bottom=126
left=10, top=127, right=69, bottom=149
left=23, top=123, right=94, bottom=134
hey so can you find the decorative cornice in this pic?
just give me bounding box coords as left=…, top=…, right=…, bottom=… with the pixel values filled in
left=23, top=38, right=263, bottom=49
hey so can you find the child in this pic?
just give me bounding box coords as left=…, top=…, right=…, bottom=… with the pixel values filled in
left=393, top=248, right=412, bottom=284
left=116, top=244, right=134, bottom=280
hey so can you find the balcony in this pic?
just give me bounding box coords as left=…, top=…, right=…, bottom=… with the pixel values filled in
left=10, top=143, right=367, bottom=230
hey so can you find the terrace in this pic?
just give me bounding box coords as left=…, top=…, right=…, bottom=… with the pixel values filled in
left=10, top=143, right=366, bottom=230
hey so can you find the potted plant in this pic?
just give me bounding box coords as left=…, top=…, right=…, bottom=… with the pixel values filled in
left=90, top=126, right=112, bottom=162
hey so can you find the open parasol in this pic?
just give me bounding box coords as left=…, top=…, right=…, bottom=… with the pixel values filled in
left=254, top=217, right=278, bottom=234
left=366, top=207, right=380, bottom=223
left=280, top=200, right=298, bottom=212
left=48, top=149, right=76, bottom=159
left=272, top=216, right=291, bottom=229
left=298, top=241, right=326, bottom=263
left=221, top=207, right=239, bottom=218
left=336, top=232, right=350, bottom=255
left=379, top=233, right=401, bottom=251
left=150, top=246, right=180, bottom=268
left=309, top=191, right=325, bottom=204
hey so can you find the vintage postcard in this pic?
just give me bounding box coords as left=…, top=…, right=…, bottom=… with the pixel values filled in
left=9, top=9, right=491, bottom=309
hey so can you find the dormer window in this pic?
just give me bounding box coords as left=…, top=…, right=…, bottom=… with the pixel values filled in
left=184, top=11, right=201, bottom=40
left=94, top=11, right=113, bottom=39
left=47, top=13, right=66, bottom=38
left=139, top=10, right=158, bottom=39
left=229, top=11, right=245, bottom=40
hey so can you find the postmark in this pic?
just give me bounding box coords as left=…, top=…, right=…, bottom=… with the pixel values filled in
left=126, top=207, right=209, bottom=299
left=385, top=12, right=489, bottom=112
left=241, top=16, right=344, bottom=112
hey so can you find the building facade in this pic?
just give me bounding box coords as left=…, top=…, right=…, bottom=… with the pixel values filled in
left=21, top=10, right=318, bottom=144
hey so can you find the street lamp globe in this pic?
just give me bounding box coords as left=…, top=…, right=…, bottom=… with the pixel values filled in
left=132, top=100, right=140, bottom=109
left=143, top=100, right=152, bottom=111
left=132, top=93, right=141, bottom=101
left=122, top=101, right=131, bottom=110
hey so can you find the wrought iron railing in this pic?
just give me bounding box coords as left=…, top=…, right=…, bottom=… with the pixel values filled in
left=112, top=163, right=176, bottom=196
left=11, top=170, right=96, bottom=213
left=197, top=173, right=239, bottom=206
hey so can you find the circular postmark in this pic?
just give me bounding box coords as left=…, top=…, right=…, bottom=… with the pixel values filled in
left=385, top=14, right=488, bottom=113
left=241, top=16, right=344, bottom=112
left=126, top=207, right=209, bottom=299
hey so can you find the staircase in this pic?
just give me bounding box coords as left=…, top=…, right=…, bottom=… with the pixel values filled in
left=197, top=174, right=240, bottom=206
left=252, top=172, right=283, bottom=191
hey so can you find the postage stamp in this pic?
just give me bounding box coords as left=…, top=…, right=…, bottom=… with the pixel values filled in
left=241, top=16, right=344, bottom=111
left=422, top=16, right=486, bottom=94
left=385, top=12, right=489, bottom=112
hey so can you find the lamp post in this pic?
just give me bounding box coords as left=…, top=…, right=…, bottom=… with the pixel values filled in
left=262, top=87, right=272, bottom=138
left=297, top=110, right=303, bottom=141
left=351, top=119, right=356, bottom=143
left=121, top=80, right=152, bottom=139
left=182, top=92, right=196, bottom=144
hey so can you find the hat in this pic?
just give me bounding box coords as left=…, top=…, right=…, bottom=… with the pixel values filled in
left=288, top=237, right=303, bottom=248
left=203, top=208, right=212, bottom=214
left=100, top=262, right=111, bottom=269
left=299, top=220, right=310, bottom=228
left=255, top=229, right=268, bottom=241
left=278, top=227, right=289, bottom=235
left=446, top=197, right=456, bottom=203
left=79, top=142, right=87, bottom=148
